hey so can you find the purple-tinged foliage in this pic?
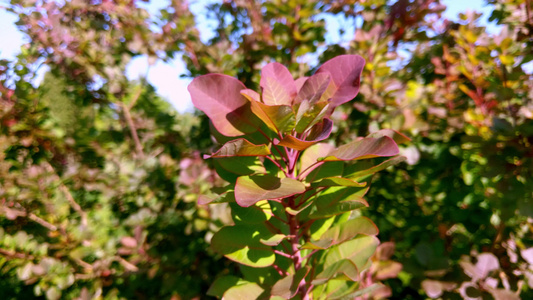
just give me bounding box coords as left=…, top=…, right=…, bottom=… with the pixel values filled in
left=190, top=55, right=409, bottom=299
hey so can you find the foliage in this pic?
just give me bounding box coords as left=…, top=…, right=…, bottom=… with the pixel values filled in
left=189, top=55, right=408, bottom=299
left=1, top=1, right=228, bottom=299
left=1, top=0, right=533, bottom=299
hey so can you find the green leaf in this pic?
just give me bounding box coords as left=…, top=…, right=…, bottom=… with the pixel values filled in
left=313, top=259, right=360, bottom=285
left=235, top=174, right=306, bottom=207
left=303, top=217, right=378, bottom=250
left=343, top=156, right=406, bottom=181
left=324, top=235, right=379, bottom=272
left=310, top=217, right=336, bottom=241
left=207, top=276, right=243, bottom=297
left=204, top=138, right=270, bottom=158
left=210, top=225, right=276, bottom=267
left=271, top=267, right=310, bottom=299
left=311, top=177, right=366, bottom=188
left=223, top=282, right=264, bottom=300
left=215, top=156, right=266, bottom=177
left=336, top=283, right=387, bottom=299
left=309, top=200, right=368, bottom=219
left=308, top=186, right=369, bottom=219
left=259, top=234, right=287, bottom=246
left=305, top=161, right=344, bottom=183
left=230, top=201, right=270, bottom=224
left=321, top=137, right=399, bottom=162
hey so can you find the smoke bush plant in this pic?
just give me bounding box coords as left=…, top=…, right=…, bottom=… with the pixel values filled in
left=188, top=55, right=409, bottom=299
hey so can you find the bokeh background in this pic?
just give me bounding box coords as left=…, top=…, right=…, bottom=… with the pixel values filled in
left=1, top=0, right=532, bottom=299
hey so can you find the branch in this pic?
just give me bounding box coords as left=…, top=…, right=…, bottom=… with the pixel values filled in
left=115, top=256, right=139, bottom=272
left=44, top=162, right=88, bottom=227
left=28, top=213, right=58, bottom=231
left=120, top=101, right=145, bottom=159
left=0, top=248, right=34, bottom=260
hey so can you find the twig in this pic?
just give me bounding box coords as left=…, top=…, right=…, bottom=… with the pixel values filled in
left=115, top=256, right=139, bottom=272
left=0, top=248, right=33, bottom=260
left=28, top=213, right=58, bottom=231
left=120, top=101, right=145, bottom=159
left=44, top=162, right=88, bottom=227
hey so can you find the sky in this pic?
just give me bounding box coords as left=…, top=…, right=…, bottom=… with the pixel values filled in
left=0, top=0, right=494, bottom=114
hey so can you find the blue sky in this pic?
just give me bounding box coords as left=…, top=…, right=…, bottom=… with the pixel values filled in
left=0, top=0, right=493, bottom=114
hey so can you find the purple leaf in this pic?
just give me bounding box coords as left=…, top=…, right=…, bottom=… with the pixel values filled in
left=188, top=74, right=260, bottom=136
left=294, top=73, right=331, bottom=104
left=260, top=62, right=296, bottom=105
left=521, top=247, right=533, bottom=264
left=368, top=129, right=411, bottom=144
left=475, top=253, right=500, bottom=279
left=315, top=54, right=366, bottom=107
left=321, top=136, right=399, bottom=162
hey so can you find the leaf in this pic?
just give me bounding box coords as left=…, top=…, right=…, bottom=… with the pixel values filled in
left=259, top=234, right=287, bottom=246
left=235, top=174, right=306, bottom=207
left=422, top=280, right=457, bottom=299
left=230, top=202, right=270, bottom=224
left=521, top=247, right=533, bottom=264
left=374, top=261, right=403, bottom=280
left=367, top=129, right=411, bottom=145
left=198, top=191, right=235, bottom=205
left=223, top=282, right=264, bottom=300
left=486, top=287, right=520, bottom=300
left=188, top=74, right=261, bottom=136
left=245, top=96, right=295, bottom=133
left=300, top=143, right=336, bottom=176
left=210, top=225, right=275, bottom=267
left=311, top=177, right=366, bottom=188
left=321, top=136, right=399, bottom=162
left=475, top=252, right=500, bottom=279
left=277, top=119, right=333, bottom=151
left=204, top=138, right=270, bottom=158
left=260, top=62, right=296, bottom=105
left=294, top=73, right=331, bottom=104
left=308, top=186, right=369, bottom=219
left=303, top=217, right=378, bottom=250
left=207, top=276, right=242, bottom=297
left=271, top=267, right=310, bottom=298
left=337, top=283, right=388, bottom=300
left=324, top=235, right=379, bottom=275
left=214, top=156, right=265, bottom=178
left=309, top=200, right=368, bottom=219
left=315, top=54, right=366, bottom=107
left=294, top=101, right=330, bottom=133
left=305, top=162, right=344, bottom=183
left=313, top=259, right=359, bottom=285
left=343, top=156, right=406, bottom=180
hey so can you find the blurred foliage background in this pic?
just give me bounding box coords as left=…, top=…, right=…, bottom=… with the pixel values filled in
left=1, top=0, right=532, bottom=299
